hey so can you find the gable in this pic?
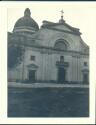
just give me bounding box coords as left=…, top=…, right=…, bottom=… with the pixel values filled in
left=41, top=21, right=81, bottom=36
left=36, top=27, right=89, bottom=54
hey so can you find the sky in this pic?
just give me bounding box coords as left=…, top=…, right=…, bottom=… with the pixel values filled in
left=7, top=2, right=96, bottom=46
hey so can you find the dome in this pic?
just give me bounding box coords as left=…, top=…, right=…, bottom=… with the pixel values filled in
left=13, top=8, right=39, bottom=33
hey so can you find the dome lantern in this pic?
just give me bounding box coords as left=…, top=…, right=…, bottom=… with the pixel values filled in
left=24, top=8, right=31, bottom=17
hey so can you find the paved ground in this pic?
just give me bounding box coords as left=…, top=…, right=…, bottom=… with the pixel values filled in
left=8, top=82, right=89, bottom=88
left=8, top=86, right=89, bottom=117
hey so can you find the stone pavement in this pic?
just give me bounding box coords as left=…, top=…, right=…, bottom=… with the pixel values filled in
left=8, top=82, right=89, bottom=88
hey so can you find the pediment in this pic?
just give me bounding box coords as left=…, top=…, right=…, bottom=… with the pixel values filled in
left=41, top=21, right=81, bottom=35
left=27, top=64, right=38, bottom=69
left=52, top=24, right=72, bottom=32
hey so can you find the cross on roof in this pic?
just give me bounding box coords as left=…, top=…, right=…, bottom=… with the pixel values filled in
left=60, top=10, right=64, bottom=17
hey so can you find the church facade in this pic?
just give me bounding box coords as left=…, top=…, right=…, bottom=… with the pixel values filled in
left=8, top=8, right=89, bottom=84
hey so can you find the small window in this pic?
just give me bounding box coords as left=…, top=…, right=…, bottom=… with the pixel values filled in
left=30, top=56, right=35, bottom=61
left=84, top=62, right=87, bottom=66
left=60, top=56, right=64, bottom=62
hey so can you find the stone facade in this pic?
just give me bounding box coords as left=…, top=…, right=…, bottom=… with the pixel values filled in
left=8, top=8, right=89, bottom=84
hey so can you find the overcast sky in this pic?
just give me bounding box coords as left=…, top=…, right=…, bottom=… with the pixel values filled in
left=7, top=2, right=96, bottom=46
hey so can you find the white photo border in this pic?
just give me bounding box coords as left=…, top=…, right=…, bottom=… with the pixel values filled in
left=0, top=1, right=96, bottom=124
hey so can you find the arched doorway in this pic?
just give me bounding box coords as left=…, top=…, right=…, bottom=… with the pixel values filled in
left=54, top=39, right=69, bottom=83
left=56, top=56, right=69, bottom=84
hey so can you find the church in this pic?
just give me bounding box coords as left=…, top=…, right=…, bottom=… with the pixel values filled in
left=8, top=8, right=89, bottom=84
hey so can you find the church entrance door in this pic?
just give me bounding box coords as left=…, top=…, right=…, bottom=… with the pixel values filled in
left=29, top=70, right=36, bottom=83
left=58, top=67, right=66, bottom=83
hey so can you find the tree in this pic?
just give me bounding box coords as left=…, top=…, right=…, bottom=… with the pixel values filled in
left=8, top=45, right=24, bottom=69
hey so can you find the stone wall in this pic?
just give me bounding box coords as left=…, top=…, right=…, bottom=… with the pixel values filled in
left=8, top=45, right=89, bottom=83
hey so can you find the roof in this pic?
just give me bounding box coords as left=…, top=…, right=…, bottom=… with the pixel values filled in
left=41, top=20, right=81, bottom=35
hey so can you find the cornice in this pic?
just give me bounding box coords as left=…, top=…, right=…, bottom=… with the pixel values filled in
left=41, top=26, right=81, bottom=36
left=8, top=40, right=89, bottom=57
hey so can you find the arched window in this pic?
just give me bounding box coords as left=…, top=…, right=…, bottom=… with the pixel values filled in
left=54, top=39, right=68, bottom=50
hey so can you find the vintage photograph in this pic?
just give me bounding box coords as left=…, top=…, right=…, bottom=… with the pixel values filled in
left=7, top=3, right=90, bottom=118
